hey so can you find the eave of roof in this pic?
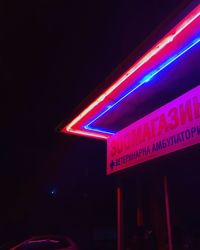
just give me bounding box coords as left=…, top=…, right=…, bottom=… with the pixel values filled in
left=59, top=1, right=200, bottom=140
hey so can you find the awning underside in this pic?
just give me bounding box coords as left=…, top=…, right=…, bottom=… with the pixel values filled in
left=61, top=4, right=200, bottom=140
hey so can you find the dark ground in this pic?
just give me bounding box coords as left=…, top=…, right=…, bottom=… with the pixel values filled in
left=1, top=0, right=193, bottom=248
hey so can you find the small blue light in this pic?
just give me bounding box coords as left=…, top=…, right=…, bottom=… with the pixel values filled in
left=50, top=188, right=57, bottom=196
left=107, top=105, right=113, bottom=109
left=84, top=37, right=200, bottom=135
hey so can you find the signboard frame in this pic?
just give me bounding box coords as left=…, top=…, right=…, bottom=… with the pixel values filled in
left=107, top=85, right=200, bottom=175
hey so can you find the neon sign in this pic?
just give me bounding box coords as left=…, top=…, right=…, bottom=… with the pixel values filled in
left=61, top=4, right=200, bottom=140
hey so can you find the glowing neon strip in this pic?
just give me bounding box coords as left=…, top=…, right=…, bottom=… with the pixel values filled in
left=63, top=5, right=200, bottom=139
left=85, top=37, right=200, bottom=134
left=141, top=37, right=200, bottom=83
left=67, top=128, right=109, bottom=139
left=65, top=5, right=200, bottom=134
left=84, top=125, right=115, bottom=135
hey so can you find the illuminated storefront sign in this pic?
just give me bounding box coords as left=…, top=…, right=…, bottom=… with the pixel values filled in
left=107, top=86, right=200, bottom=174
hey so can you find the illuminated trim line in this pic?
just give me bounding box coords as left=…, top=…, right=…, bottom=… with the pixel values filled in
left=63, top=4, right=200, bottom=139
left=66, top=128, right=109, bottom=139
left=85, top=37, right=200, bottom=135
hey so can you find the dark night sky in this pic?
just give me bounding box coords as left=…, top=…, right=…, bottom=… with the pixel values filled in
left=1, top=0, right=191, bottom=244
